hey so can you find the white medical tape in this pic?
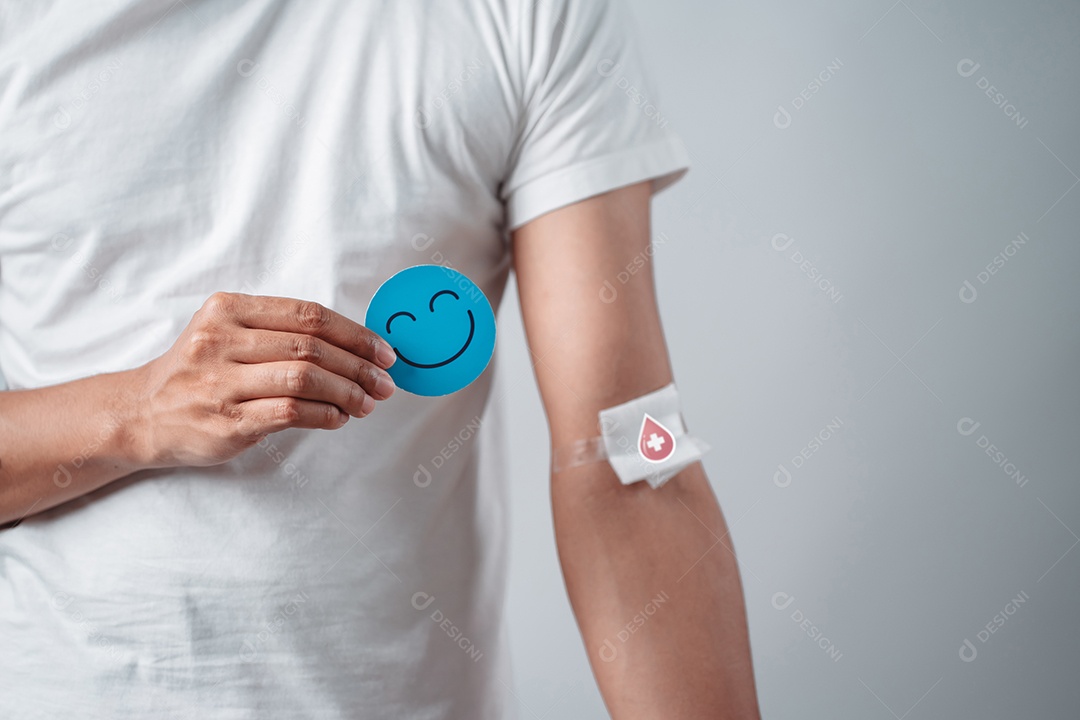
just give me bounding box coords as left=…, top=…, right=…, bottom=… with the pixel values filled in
left=552, top=437, right=607, bottom=473
left=550, top=383, right=708, bottom=489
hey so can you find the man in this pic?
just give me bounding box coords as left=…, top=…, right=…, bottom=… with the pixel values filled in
left=0, top=0, right=760, bottom=717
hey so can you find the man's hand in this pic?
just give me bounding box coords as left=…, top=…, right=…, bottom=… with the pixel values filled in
left=132, top=292, right=397, bottom=468
left=0, top=292, right=395, bottom=525
left=512, top=181, right=761, bottom=718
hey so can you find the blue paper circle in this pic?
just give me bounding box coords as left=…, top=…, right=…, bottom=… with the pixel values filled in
left=365, top=265, right=496, bottom=397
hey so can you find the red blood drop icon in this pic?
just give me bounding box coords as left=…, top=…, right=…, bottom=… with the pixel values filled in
left=638, top=413, right=676, bottom=463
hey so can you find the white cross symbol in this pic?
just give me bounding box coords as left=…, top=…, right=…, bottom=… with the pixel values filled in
left=646, top=433, right=666, bottom=453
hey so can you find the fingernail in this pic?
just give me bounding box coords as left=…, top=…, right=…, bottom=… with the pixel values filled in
left=376, top=342, right=397, bottom=368
left=361, top=394, right=375, bottom=415
left=375, top=373, right=396, bottom=400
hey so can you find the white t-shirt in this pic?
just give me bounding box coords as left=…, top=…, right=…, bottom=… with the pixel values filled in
left=0, top=1, right=689, bottom=717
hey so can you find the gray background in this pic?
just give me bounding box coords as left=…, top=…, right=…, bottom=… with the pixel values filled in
left=499, top=0, right=1080, bottom=717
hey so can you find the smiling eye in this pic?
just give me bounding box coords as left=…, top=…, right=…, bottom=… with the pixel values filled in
left=428, top=289, right=459, bottom=312
left=386, top=311, right=416, bottom=334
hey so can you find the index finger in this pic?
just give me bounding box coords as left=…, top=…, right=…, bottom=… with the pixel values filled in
left=208, top=292, right=397, bottom=369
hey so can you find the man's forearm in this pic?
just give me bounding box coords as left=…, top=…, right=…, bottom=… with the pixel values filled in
left=0, top=370, right=145, bottom=526
left=553, top=460, right=761, bottom=719
left=0, top=293, right=401, bottom=527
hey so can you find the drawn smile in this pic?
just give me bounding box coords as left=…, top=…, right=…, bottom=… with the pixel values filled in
left=386, top=290, right=476, bottom=369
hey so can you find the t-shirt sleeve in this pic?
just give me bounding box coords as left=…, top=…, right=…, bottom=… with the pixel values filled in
left=500, top=0, right=691, bottom=232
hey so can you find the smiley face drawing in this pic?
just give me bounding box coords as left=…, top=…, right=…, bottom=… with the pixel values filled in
left=365, top=265, right=497, bottom=396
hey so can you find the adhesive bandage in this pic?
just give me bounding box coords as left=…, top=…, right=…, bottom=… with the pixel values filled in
left=552, top=383, right=709, bottom=489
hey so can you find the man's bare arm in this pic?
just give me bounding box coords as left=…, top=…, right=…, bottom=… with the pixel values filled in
left=0, top=293, right=397, bottom=526
left=512, top=181, right=761, bottom=718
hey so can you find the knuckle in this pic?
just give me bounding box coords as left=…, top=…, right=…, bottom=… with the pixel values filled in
left=273, top=397, right=302, bottom=424
left=203, top=291, right=234, bottom=316
left=226, top=406, right=261, bottom=444
left=348, top=359, right=367, bottom=385
left=284, top=363, right=316, bottom=393
left=223, top=398, right=246, bottom=421
left=294, top=335, right=322, bottom=363
left=365, top=331, right=382, bottom=356
left=185, top=329, right=220, bottom=360
left=347, top=383, right=365, bottom=409
left=296, top=301, right=330, bottom=332
left=209, top=396, right=232, bottom=419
